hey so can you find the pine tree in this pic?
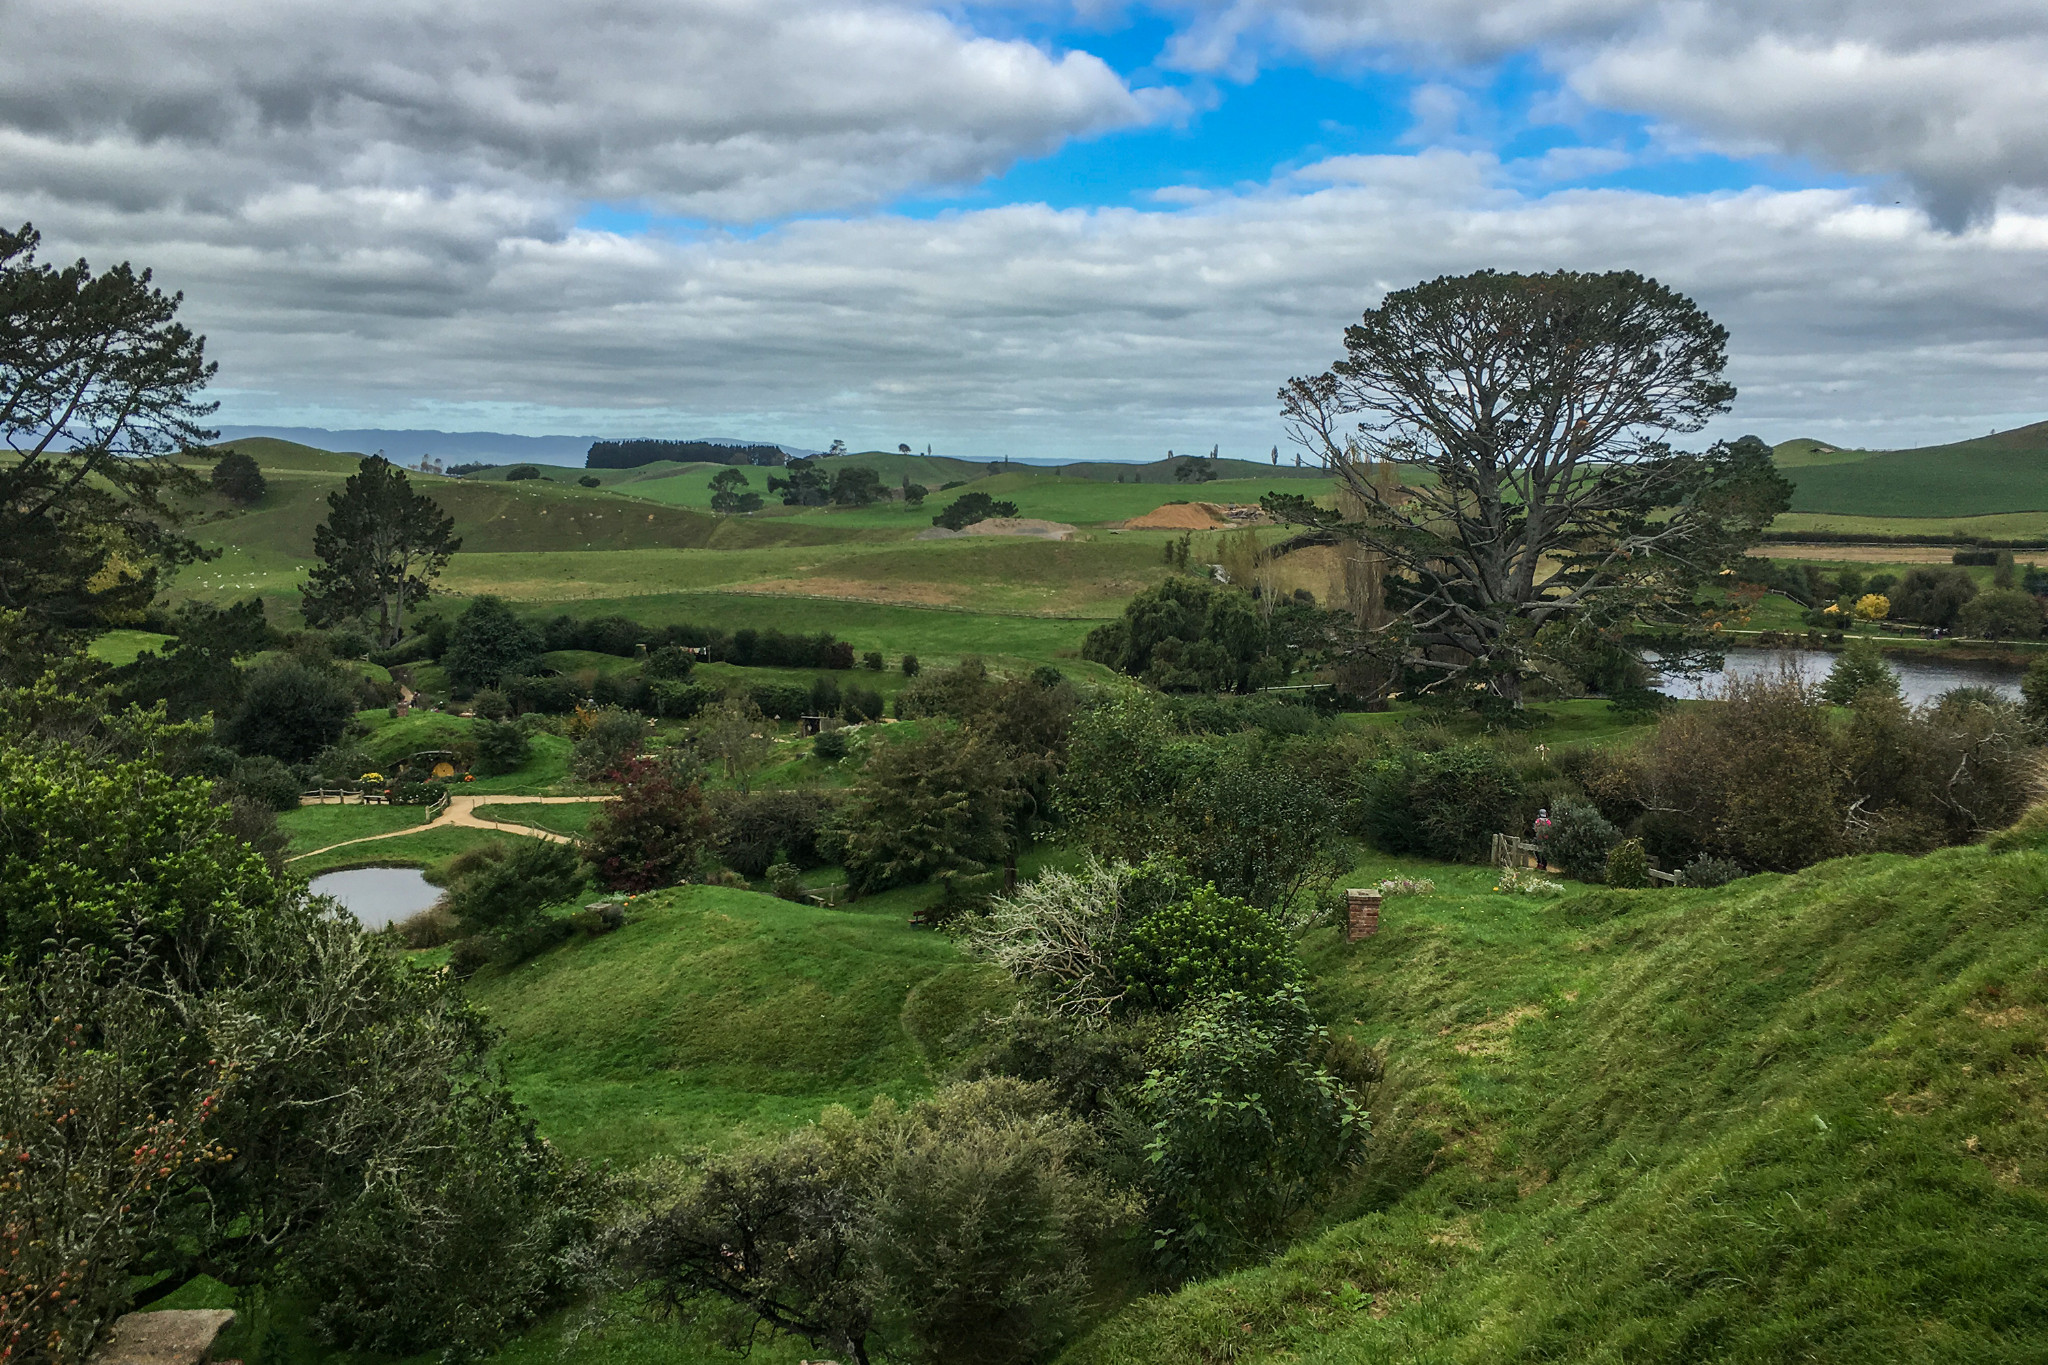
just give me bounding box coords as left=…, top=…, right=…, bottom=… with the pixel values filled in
left=301, top=455, right=459, bottom=645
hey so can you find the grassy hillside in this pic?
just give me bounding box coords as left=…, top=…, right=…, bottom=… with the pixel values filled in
left=1784, top=421, right=2048, bottom=517
left=1069, top=840, right=2048, bottom=1364
left=466, top=883, right=1005, bottom=1163
left=1771, top=437, right=1872, bottom=468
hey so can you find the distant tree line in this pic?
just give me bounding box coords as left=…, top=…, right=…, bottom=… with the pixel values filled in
left=587, top=439, right=787, bottom=469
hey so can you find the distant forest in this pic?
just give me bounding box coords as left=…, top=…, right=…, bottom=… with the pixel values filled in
left=586, top=439, right=787, bottom=469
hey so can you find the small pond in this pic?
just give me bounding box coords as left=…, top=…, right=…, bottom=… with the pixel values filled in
left=308, top=866, right=441, bottom=930
left=1654, top=648, right=2024, bottom=706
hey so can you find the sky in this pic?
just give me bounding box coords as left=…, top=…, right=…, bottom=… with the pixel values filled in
left=4, top=1, right=2047, bottom=461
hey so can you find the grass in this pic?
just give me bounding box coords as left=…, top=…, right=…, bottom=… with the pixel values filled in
left=1065, top=838, right=2048, bottom=1364
left=465, top=882, right=1007, bottom=1164
left=290, top=825, right=518, bottom=879
left=278, top=801, right=429, bottom=855
left=1770, top=511, right=2048, bottom=541
left=472, top=802, right=605, bottom=838
left=86, top=629, right=173, bottom=666
left=1785, top=420, right=2048, bottom=518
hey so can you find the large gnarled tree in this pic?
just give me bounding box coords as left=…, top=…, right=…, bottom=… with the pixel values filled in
left=301, top=455, right=459, bottom=646
left=0, top=224, right=218, bottom=666
left=1268, top=269, right=1788, bottom=705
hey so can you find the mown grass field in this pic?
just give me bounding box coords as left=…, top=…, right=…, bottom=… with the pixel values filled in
left=471, top=801, right=606, bottom=838
left=1782, top=421, right=2048, bottom=518
left=466, top=883, right=1008, bottom=1163
left=278, top=801, right=428, bottom=854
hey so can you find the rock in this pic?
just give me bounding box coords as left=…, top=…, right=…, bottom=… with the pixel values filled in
left=89, top=1311, right=236, bottom=1365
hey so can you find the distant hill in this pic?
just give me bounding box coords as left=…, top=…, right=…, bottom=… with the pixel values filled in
left=1779, top=420, right=2048, bottom=517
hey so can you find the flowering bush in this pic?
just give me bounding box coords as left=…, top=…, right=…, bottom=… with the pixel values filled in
left=1494, top=866, right=1565, bottom=896
left=1372, top=877, right=1436, bottom=897
left=1854, top=593, right=1890, bottom=622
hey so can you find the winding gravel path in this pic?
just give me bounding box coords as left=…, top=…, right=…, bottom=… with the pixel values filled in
left=288, top=794, right=614, bottom=862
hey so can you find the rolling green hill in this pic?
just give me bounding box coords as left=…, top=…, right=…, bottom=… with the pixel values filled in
left=1782, top=421, right=2048, bottom=517
left=1068, top=833, right=2048, bottom=1363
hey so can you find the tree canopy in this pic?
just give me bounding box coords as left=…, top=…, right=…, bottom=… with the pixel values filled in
left=1269, top=269, right=1788, bottom=704
left=209, top=448, right=266, bottom=504
left=0, top=223, right=218, bottom=664
left=301, top=455, right=460, bottom=645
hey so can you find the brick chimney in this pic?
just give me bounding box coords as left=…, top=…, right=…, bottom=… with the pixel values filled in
left=1345, top=888, right=1383, bottom=941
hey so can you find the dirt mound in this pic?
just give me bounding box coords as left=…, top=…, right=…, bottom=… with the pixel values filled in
left=1121, top=501, right=1269, bottom=530
left=917, top=518, right=1075, bottom=541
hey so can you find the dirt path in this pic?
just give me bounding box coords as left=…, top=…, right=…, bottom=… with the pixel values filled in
left=288, top=794, right=615, bottom=863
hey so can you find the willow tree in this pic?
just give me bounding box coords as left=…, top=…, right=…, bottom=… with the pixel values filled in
left=1266, top=269, right=1788, bottom=706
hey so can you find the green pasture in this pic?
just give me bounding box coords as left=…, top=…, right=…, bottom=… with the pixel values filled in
left=466, top=882, right=1008, bottom=1163
left=553, top=590, right=1112, bottom=672
left=278, top=801, right=428, bottom=855
left=85, top=629, right=173, bottom=666
left=289, top=825, right=519, bottom=880
left=1770, top=510, right=2048, bottom=541
left=471, top=802, right=605, bottom=838
left=610, top=465, right=1338, bottom=529
left=1785, top=421, right=2048, bottom=517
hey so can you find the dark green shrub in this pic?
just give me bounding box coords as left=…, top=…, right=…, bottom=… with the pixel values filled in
left=843, top=684, right=885, bottom=723
left=862, top=650, right=884, bottom=670
left=648, top=678, right=718, bottom=719
left=710, top=788, right=842, bottom=878
left=1891, top=566, right=1977, bottom=628
left=1138, top=990, right=1369, bottom=1277
left=629, top=1078, right=1120, bottom=1365
left=767, top=862, right=806, bottom=900
left=1361, top=744, right=1523, bottom=861
left=933, top=490, right=1020, bottom=530
left=222, top=658, right=357, bottom=764
left=569, top=707, right=645, bottom=780
left=1820, top=644, right=1898, bottom=705
left=443, top=839, right=584, bottom=935
left=750, top=682, right=812, bottom=720
left=1676, top=853, right=1745, bottom=887
left=1547, top=799, right=1621, bottom=881
left=902, top=653, right=920, bottom=676
left=1113, top=886, right=1300, bottom=1013
left=227, top=755, right=303, bottom=812
left=814, top=729, right=849, bottom=761
left=2025, top=655, right=2048, bottom=725
left=506, top=673, right=580, bottom=715
left=505, top=465, right=541, bottom=481
left=471, top=686, right=511, bottom=720
left=578, top=474, right=600, bottom=487
left=644, top=645, right=696, bottom=680
left=1605, top=838, right=1651, bottom=889
left=474, top=720, right=529, bottom=776
left=445, top=596, right=543, bottom=689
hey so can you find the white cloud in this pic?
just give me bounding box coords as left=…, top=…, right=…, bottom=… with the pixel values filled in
left=0, top=0, right=1166, bottom=223
left=1143, top=1, right=2048, bottom=225
left=24, top=158, right=2041, bottom=457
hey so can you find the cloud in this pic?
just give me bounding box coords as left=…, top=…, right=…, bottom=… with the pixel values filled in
left=1144, top=1, right=2048, bottom=226
left=22, top=154, right=2042, bottom=458
left=0, top=0, right=1165, bottom=223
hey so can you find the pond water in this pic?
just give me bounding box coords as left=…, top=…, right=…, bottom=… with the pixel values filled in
left=308, top=866, right=441, bottom=930
left=1654, top=648, right=2024, bottom=705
